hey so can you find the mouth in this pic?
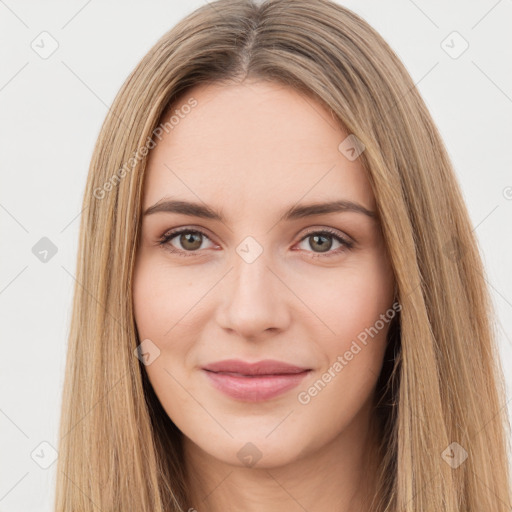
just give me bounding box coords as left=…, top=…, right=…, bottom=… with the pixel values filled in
left=202, top=359, right=312, bottom=402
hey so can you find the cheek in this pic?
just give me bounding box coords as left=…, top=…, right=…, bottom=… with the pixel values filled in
left=292, top=249, right=394, bottom=346
left=133, top=255, right=164, bottom=332
left=132, top=252, right=207, bottom=385
left=293, top=264, right=394, bottom=446
left=293, top=250, right=394, bottom=395
left=132, top=252, right=201, bottom=336
left=132, top=257, right=195, bottom=422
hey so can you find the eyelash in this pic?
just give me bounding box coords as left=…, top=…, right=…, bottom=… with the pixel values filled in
left=157, top=227, right=354, bottom=259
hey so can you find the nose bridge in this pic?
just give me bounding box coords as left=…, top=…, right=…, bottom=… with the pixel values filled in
left=216, top=235, right=290, bottom=338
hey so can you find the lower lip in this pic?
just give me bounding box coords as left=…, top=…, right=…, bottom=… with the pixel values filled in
left=203, top=370, right=310, bottom=402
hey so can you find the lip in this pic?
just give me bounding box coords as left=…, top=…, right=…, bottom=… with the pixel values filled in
left=202, top=359, right=311, bottom=402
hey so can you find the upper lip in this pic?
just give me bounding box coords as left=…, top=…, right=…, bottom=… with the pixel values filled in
left=202, top=359, right=310, bottom=376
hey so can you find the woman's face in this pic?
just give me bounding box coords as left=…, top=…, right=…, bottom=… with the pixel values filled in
left=133, top=80, right=395, bottom=469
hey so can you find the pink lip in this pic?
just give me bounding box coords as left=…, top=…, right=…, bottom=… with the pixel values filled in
left=202, top=359, right=311, bottom=402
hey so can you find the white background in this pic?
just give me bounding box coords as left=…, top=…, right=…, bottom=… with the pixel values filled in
left=0, top=1, right=511, bottom=510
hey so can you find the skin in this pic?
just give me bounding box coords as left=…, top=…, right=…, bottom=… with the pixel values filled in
left=132, top=80, right=396, bottom=512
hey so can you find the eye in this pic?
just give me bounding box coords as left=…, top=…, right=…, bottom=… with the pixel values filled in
left=158, top=227, right=354, bottom=258
left=158, top=228, right=216, bottom=257
left=296, top=228, right=354, bottom=258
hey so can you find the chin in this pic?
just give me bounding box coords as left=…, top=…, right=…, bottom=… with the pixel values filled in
left=188, top=427, right=312, bottom=470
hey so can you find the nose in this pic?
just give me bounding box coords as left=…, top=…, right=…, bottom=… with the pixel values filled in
left=215, top=249, right=292, bottom=341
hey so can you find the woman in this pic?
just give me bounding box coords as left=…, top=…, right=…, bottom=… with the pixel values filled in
left=54, top=0, right=512, bottom=510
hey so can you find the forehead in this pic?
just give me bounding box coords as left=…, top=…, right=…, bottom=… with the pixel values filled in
left=143, top=81, right=375, bottom=216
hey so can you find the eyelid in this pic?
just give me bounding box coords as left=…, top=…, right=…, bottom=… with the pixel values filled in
left=298, top=226, right=354, bottom=245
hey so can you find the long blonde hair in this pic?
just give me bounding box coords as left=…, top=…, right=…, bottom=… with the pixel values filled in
left=54, top=0, right=511, bottom=510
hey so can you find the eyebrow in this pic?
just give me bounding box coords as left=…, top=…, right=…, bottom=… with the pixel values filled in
left=143, top=199, right=376, bottom=222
